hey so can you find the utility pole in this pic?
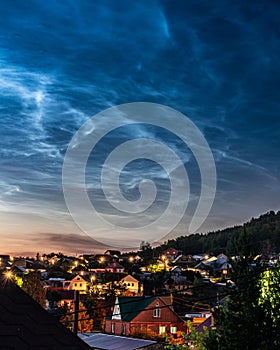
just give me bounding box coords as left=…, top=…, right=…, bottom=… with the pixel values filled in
left=72, top=290, right=80, bottom=335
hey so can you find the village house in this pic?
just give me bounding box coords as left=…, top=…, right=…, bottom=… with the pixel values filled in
left=164, top=248, right=180, bottom=262
left=104, top=250, right=121, bottom=259
left=62, top=275, right=89, bottom=293
left=173, top=254, right=194, bottom=267
left=119, top=274, right=142, bottom=295
left=106, top=262, right=125, bottom=273
left=105, top=296, right=186, bottom=336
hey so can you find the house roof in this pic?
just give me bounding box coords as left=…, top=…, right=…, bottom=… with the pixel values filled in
left=121, top=275, right=139, bottom=283
left=104, top=250, right=121, bottom=257
left=111, top=296, right=174, bottom=323
left=111, top=296, right=157, bottom=322
left=78, top=333, right=156, bottom=350
left=0, top=274, right=91, bottom=349
left=194, top=315, right=213, bottom=333
left=72, top=265, right=88, bottom=272
left=106, top=262, right=124, bottom=269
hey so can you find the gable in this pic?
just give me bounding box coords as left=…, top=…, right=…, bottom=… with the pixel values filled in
left=121, top=275, right=138, bottom=283
left=133, top=297, right=184, bottom=324
left=72, top=275, right=86, bottom=283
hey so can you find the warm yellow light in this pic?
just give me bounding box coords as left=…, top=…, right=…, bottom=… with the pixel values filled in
left=162, top=255, right=166, bottom=261
left=74, top=261, right=78, bottom=267
left=129, top=256, right=134, bottom=263
left=51, top=259, right=55, bottom=265
left=91, top=275, right=96, bottom=282
left=100, top=257, right=105, bottom=263
left=6, top=271, right=12, bottom=279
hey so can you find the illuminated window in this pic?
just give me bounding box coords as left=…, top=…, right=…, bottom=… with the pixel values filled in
left=159, top=326, right=166, bottom=334
left=153, top=303, right=160, bottom=317
left=170, top=326, right=177, bottom=334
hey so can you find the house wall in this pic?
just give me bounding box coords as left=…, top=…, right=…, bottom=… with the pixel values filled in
left=105, top=298, right=185, bottom=336
left=120, top=276, right=140, bottom=295
left=105, top=320, right=130, bottom=335
left=68, top=276, right=88, bottom=292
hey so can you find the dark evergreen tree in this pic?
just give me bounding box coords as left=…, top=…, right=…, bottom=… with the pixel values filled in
left=205, top=227, right=280, bottom=350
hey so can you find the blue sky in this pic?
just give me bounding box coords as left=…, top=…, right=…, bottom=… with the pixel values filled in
left=0, top=0, right=279, bottom=255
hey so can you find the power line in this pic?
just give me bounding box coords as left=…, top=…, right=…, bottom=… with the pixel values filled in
left=54, top=263, right=279, bottom=319
left=54, top=282, right=215, bottom=317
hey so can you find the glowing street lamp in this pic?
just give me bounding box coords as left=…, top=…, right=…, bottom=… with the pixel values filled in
left=91, top=275, right=96, bottom=283
left=5, top=271, right=12, bottom=279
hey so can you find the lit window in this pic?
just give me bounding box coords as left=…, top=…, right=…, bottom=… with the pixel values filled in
left=170, top=326, right=177, bottom=334
left=159, top=326, right=166, bottom=334
left=153, top=303, right=161, bottom=318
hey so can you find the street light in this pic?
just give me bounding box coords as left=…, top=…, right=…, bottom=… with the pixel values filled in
left=91, top=275, right=96, bottom=283
left=5, top=271, right=12, bottom=279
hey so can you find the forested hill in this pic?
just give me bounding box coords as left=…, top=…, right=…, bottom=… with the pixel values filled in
left=156, top=211, right=280, bottom=256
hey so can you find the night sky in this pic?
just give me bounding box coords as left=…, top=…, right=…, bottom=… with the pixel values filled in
left=0, top=0, right=279, bottom=255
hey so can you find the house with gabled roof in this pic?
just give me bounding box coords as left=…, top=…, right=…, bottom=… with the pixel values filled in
left=119, top=274, right=142, bottom=295
left=106, top=262, right=125, bottom=273
left=104, top=250, right=121, bottom=258
left=164, top=248, right=180, bottom=262
left=105, top=296, right=185, bottom=337
left=62, top=274, right=89, bottom=293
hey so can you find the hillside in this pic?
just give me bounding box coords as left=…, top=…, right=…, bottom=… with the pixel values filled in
left=155, top=211, right=280, bottom=256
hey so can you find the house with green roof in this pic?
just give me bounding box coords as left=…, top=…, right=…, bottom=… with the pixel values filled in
left=105, top=295, right=185, bottom=337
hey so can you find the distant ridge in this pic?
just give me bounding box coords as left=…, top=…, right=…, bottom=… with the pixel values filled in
left=156, top=211, right=280, bottom=255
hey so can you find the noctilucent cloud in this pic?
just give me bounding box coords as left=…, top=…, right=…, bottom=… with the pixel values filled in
left=0, top=1, right=279, bottom=255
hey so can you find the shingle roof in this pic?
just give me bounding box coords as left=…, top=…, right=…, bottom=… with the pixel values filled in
left=0, top=274, right=91, bottom=350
